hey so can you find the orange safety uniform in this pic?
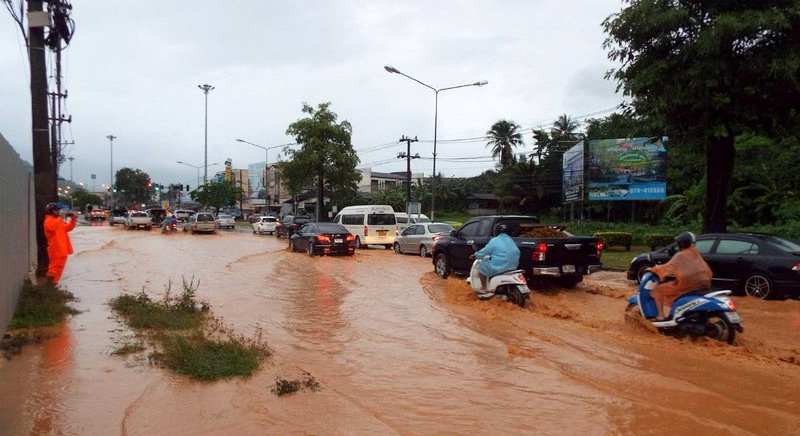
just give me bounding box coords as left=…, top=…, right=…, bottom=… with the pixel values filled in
left=44, top=213, right=77, bottom=284
left=651, top=246, right=713, bottom=307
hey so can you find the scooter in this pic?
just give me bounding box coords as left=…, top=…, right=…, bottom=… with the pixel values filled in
left=161, top=219, right=178, bottom=233
left=466, top=257, right=530, bottom=308
left=627, top=272, right=743, bottom=344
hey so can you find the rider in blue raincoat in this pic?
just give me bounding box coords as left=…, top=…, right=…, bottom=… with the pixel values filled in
left=475, top=223, right=520, bottom=291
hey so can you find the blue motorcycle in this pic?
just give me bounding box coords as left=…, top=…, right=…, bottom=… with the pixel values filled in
left=626, top=272, right=743, bottom=344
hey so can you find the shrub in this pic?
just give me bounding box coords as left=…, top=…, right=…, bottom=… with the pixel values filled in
left=643, top=233, right=674, bottom=250
left=593, top=232, right=633, bottom=251
left=9, top=280, right=79, bottom=329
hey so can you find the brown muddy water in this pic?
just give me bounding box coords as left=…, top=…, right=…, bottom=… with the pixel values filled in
left=1, top=226, right=798, bottom=435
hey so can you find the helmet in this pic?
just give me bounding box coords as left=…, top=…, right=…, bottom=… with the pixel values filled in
left=45, top=202, right=61, bottom=215
left=675, top=231, right=696, bottom=250
left=494, top=223, right=511, bottom=236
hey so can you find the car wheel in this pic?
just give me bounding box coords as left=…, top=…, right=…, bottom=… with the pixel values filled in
left=307, top=242, right=314, bottom=257
left=434, top=253, right=450, bottom=279
left=355, top=236, right=364, bottom=249
left=560, top=276, right=579, bottom=288
left=393, top=242, right=401, bottom=254
left=419, top=245, right=428, bottom=257
left=743, top=273, right=773, bottom=299
left=636, top=263, right=654, bottom=284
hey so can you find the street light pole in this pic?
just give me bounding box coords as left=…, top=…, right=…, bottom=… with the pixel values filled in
left=68, top=156, right=74, bottom=182
left=235, top=139, right=294, bottom=213
left=107, top=135, right=117, bottom=198
left=198, top=84, right=215, bottom=186
left=384, top=65, right=487, bottom=221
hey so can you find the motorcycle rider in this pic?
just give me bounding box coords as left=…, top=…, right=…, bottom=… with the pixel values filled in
left=474, top=223, right=521, bottom=292
left=651, top=231, right=713, bottom=321
left=161, top=213, right=178, bottom=230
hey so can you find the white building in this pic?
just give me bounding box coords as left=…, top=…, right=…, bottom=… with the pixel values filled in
left=357, top=168, right=424, bottom=195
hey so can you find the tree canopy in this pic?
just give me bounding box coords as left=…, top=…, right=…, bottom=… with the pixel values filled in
left=603, top=1, right=800, bottom=232
left=486, top=120, right=523, bottom=170
left=189, top=181, right=245, bottom=211
left=283, top=102, right=361, bottom=222
left=114, top=167, right=153, bottom=206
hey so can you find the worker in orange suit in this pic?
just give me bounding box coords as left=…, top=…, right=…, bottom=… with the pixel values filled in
left=43, top=202, right=77, bottom=285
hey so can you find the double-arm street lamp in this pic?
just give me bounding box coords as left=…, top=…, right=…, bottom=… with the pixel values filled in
left=384, top=65, right=487, bottom=221
left=177, top=160, right=219, bottom=189
left=198, top=84, right=215, bottom=185
left=234, top=138, right=294, bottom=208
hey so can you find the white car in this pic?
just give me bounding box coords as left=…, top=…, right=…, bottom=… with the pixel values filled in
left=216, top=214, right=235, bottom=229
left=173, top=209, right=194, bottom=222
left=252, top=216, right=279, bottom=235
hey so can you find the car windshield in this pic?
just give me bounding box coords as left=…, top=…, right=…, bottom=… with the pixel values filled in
left=766, top=235, right=800, bottom=252
left=318, top=223, right=347, bottom=233
left=368, top=213, right=395, bottom=225
left=428, top=224, right=452, bottom=234
left=131, top=212, right=147, bottom=217
left=218, top=214, right=232, bottom=219
left=197, top=214, right=214, bottom=222
left=294, top=217, right=311, bottom=224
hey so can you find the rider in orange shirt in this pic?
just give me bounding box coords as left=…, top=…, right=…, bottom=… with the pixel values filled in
left=43, top=203, right=77, bottom=285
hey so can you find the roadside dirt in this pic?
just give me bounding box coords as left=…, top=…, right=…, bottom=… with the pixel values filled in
left=0, top=227, right=797, bottom=435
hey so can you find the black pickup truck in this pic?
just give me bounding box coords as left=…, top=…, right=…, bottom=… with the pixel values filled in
left=431, top=215, right=603, bottom=288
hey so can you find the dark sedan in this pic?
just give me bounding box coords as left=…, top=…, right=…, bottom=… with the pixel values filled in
left=289, top=222, right=356, bottom=256
left=276, top=215, right=313, bottom=238
left=627, top=233, right=800, bottom=299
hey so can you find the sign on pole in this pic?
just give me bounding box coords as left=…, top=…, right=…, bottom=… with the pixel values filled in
left=588, top=137, right=667, bottom=201
left=562, top=143, right=584, bottom=204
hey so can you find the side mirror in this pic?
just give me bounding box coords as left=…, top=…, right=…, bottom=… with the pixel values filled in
left=449, top=229, right=457, bottom=237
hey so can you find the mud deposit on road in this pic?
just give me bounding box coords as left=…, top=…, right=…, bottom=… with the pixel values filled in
left=1, top=227, right=798, bottom=434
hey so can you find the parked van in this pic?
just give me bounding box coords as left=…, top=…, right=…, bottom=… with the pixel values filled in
left=333, top=205, right=398, bottom=249
left=394, top=212, right=431, bottom=231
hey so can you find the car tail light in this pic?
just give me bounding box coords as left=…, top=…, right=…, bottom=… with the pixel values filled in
left=345, top=234, right=355, bottom=242
left=596, top=241, right=604, bottom=260
left=317, top=235, right=331, bottom=243
left=531, top=242, right=547, bottom=262
left=793, top=261, right=800, bottom=272
left=395, top=225, right=399, bottom=236
left=364, top=225, right=368, bottom=236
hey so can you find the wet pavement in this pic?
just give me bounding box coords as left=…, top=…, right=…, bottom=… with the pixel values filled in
left=1, top=226, right=799, bottom=434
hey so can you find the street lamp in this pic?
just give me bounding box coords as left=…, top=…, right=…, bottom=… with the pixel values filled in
left=107, top=135, right=117, bottom=189
left=177, top=161, right=219, bottom=188
left=198, top=83, right=215, bottom=186
left=384, top=65, right=487, bottom=221
left=234, top=139, right=294, bottom=211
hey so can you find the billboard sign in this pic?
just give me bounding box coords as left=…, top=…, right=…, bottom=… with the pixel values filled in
left=562, top=143, right=584, bottom=204
left=588, top=137, right=667, bottom=201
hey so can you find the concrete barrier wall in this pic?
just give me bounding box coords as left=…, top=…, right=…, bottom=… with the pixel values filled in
left=0, top=133, right=36, bottom=335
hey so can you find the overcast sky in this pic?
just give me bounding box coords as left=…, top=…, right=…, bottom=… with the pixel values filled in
left=1, top=0, right=626, bottom=190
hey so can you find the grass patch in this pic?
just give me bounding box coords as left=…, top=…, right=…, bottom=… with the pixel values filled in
left=600, top=245, right=649, bottom=270
left=8, top=279, right=79, bottom=329
left=109, top=278, right=208, bottom=330
left=111, top=341, right=145, bottom=356
left=272, top=372, right=320, bottom=397
left=109, top=277, right=271, bottom=381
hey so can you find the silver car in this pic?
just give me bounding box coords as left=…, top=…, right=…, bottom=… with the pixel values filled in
left=393, top=222, right=454, bottom=257
left=185, top=212, right=217, bottom=234
left=216, top=213, right=235, bottom=229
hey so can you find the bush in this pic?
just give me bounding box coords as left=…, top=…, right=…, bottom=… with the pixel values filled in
left=593, top=232, right=633, bottom=250
left=643, top=233, right=674, bottom=250
left=9, top=280, right=79, bottom=329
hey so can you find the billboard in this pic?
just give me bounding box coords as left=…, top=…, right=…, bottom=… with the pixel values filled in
left=588, top=137, right=667, bottom=201
left=562, top=143, right=584, bottom=203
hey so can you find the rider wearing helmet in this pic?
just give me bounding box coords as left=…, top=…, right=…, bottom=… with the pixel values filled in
left=650, top=231, right=713, bottom=321
left=474, top=223, right=521, bottom=292
left=43, top=202, right=77, bottom=285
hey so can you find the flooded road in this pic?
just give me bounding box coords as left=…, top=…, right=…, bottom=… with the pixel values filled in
left=1, top=226, right=799, bottom=434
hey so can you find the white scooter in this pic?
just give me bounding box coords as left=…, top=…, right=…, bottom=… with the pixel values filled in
left=467, top=257, right=530, bottom=307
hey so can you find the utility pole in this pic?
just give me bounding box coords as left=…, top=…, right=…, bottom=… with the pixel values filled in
left=29, top=0, right=54, bottom=277
left=198, top=84, right=214, bottom=186
left=68, top=156, right=74, bottom=181
left=397, top=135, right=420, bottom=206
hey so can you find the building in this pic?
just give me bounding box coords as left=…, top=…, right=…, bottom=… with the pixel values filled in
left=357, top=168, right=424, bottom=195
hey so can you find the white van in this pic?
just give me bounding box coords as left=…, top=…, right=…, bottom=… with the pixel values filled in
left=333, top=205, right=398, bottom=249
left=394, top=212, right=431, bottom=231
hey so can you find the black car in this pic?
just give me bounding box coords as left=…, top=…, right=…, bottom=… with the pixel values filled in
left=289, top=222, right=355, bottom=256
left=276, top=215, right=313, bottom=238
left=627, top=233, right=800, bottom=299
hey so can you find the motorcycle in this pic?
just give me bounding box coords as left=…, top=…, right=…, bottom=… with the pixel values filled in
left=161, top=219, right=178, bottom=233
left=466, top=257, right=530, bottom=308
left=626, top=272, right=743, bottom=344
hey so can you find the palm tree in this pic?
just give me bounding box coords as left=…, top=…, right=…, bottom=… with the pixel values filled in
left=551, top=114, right=579, bottom=141
left=486, top=120, right=523, bottom=170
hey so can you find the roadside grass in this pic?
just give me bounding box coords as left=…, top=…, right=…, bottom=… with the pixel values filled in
left=111, top=341, right=145, bottom=356
left=272, top=372, right=321, bottom=397
left=234, top=221, right=252, bottom=230
left=600, top=245, right=648, bottom=270
left=109, top=277, right=271, bottom=381
left=8, top=279, right=79, bottom=329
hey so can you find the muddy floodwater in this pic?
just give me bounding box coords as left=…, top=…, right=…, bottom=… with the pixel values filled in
left=1, top=226, right=799, bottom=435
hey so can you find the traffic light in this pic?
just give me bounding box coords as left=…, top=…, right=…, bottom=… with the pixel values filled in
left=185, top=185, right=190, bottom=191
left=155, top=184, right=160, bottom=191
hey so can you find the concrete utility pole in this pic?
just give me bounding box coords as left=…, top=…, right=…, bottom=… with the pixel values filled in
left=29, top=0, right=54, bottom=276
left=68, top=156, right=74, bottom=181
left=107, top=134, right=116, bottom=190
left=198, top=84, right=214, bottom=186
left=397, top=135, right=419, bottom=205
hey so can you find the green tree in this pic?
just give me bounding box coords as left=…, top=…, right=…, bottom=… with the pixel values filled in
left=59, top=187, right=103, bottom=211
left=283, top=102, right=361, bottom=222
left=189, top=181, right=245, bottom=211
left=486, top=120, right=523, bottom=170
left=603, top=1, right=800, bottom=232
left=114, top=168, right=152, bottom=206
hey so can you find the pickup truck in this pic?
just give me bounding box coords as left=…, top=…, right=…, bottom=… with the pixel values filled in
left=431, top=215, right=603, bottom=288
left=125, top=211, right=152, bottom=230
